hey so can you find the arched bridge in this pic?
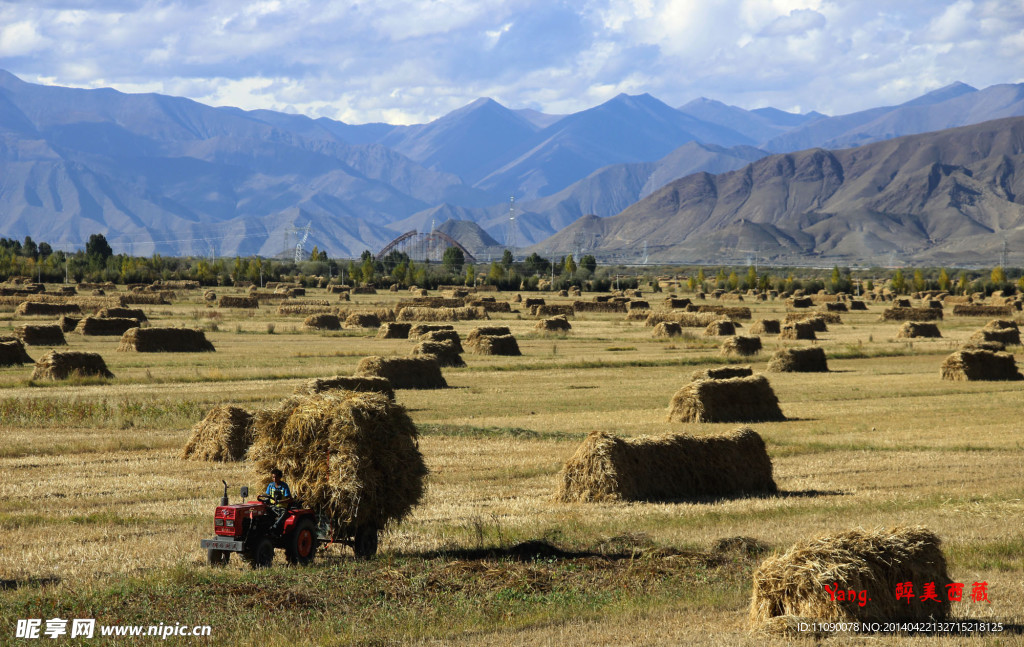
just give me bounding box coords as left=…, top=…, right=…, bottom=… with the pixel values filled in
left=376, top=230, right=477, bottom=264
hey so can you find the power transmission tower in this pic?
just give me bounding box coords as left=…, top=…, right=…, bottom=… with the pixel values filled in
left=1001, top=239, right=1008, bottom=268
left=506, top=196, right=517, bottom=259
left=286, top=223, right=312, bottom=263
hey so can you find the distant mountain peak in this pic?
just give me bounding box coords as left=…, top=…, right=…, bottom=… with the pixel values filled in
left=900, top=81, right=978, bottom=107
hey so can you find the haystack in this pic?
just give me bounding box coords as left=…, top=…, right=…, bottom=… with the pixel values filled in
left=247, top=391, right=427, bottom=530
left=466, top=326, right=512, bottom=346
left=779, top=322, right=815, bottom=340
left=14, top=301, right=81, bottom=316
left=848, top=300, right=867, bottom=310
left=180, top=406, right=254, bottom=461
left=397, top=306, right=488, bottom=322
left=821, top=302, right=847, bottom=312
left=345, top=312, right=382, bottom=328
left=303, top=314, right=342, bottom=331
left=897, top=322, right=941, bottom=338
left=536, top=315, right=572, bottom=333
left=556, top=427, right=776, bottom=502
left=690, top=365, right=753, bottom=381
left=881, top=307, right=942, bottom=321
left=767, top=347, right=829, bottom=373
left=721, top=335, right=762, bottom=356
left=31, top=350, right=114, bottom=380
left=533, top=304, right=575, bottom=318
left=704, top=320, right=736, bottom=336
left=355, top=356, right=447, bottom=389
left=117, top=327, right=215, bottom=352
left=787, top=297, right=812, bottom=308
left=15, top=324, right=66, bottom=346
left=0, top=340, right=33, bottom=366
left=204, top=290, right=217, bottom=302
left=411, top=339, right=465, bottom=367
left=652, top=322, right=683, bottom=337
left=940, top=350, right=1022, bottom=381
left=408, top=324, right=454, bottom=337
left=417, top=329, right=463, bottom=352
left=75, top=316, right=140, bottom=336
left=668, top=375, right=785, bottom=423
left=468, top=334, right=521, bottom=356
left=97, top=307, right=148, bottom=321
left=295, top=376, right=395, bottom=400
left=952, top=305, right=1013, bottom=317
left=750, top=319, right=780, bottom=335
left=784, top=314, right=828, bottom=331
left=970, top=327, right=1020, bottom=346
left=750, top=526, right=952, bottom=626
left=58, top=315, right=81, bottom=333
left=376, top=322, right=411, bottom=339
left=523, top=297, right=545, bottom=307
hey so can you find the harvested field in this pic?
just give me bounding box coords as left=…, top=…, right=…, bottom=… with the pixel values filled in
left=940, top=350, right=1022, bottom=381
left=295, top=375, right=395, bottom=400
left=180, top=406, right=254, bottom=461
left=556, top=427, right=776, bottom=502
left=355, top=356, right=447, bottom=389
left=897, top=322, right=941, bottom=338
left=767, top=347, right=829, bottom=372
left=721, top=335, right=762, bottom=356
left=31, top=350, right=114, bottom=380
left=117, top=327, right=215, bottom=352
left=668, top=375, right=785, bottom=423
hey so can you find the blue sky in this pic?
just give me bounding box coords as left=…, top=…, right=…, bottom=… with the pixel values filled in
left=1, top=0, right=1022, bottom=124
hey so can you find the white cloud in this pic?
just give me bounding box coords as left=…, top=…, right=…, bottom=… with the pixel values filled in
left=0, top=20, right=51, bottom=56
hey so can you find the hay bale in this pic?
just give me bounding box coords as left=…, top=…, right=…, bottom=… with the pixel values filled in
left=962, top=339, right=1006, bottom=351
left=971, top=327, right=1020, bottom=346
left=690, top=365, right=753, bottom=381
left=779, top=322, right=816, bottom=340
left=204, top=290, right=217, bottom=301
left=15, top=324, right=66, bottom=346
left=75, top=316, right=141, bottom=336
left=573, top=301, right=626, bottom=313
left=58, top=315, right=81, bottom=333
left=409, top=324, right=454, bottom=337
left=180, top=406, right=254, bottom=461
left=536, top=315, right=571, bottom=333
left=665, top=297, right=691, bottom=309
left=668, top=375, right=785, bottom=423
left=533, top=304, right=574, bottom=318
left=767, top=347, right=829, bottom=373
left=345, top=312, right=382, bottom=328
left=984, top=319, right=1019, bottom=331
left=787, top=297, right=812, bottom=308
left=295, top=376, right=395, bottom=400
left=652, top=322, right=683, bottom=337
left=821, top=302, right=847, bottom=312
left=750, top=319, right=780, bottom=335
left=940, top=350, right=1022, bottom=381
left=524, top=297, right=545, bottom=307
left=466, top=326, right=512, bottom=346
left=14, top=301, right=81, bottom=316
left=749, top=526, right=952, bottom=626
left=785, top=313, right=828, bottom=331
left=376, top=322, right=411, bottom=339
left=355, top=356, right=447, bottom=389
left=848, top=300, right=867, bottom=310
left=397, top=306, right=488, bottom=322
left=303, top=314, right=342, bottom=331
left=247, top=391, right=427, bottom=530
left=704, top=320, right=736, bottom=336
left=411, top=339, right=465, bottom=367
left=881, top=307, right=943, bottom=321
left=31, top=350, right=114, bottom=380
left=894, top=298, right=912, bottom=307
left=117, top=327, right=215, bottom=352
left=97, top=307, right=148, bottom=321
left=469, top=334, right=521, bottom=356
left=897, top=322, right=941, bottom=338
left=556, top=427, right=776, bottom=502
left=0, top=340, right=33, bottom=366
left=122, top=292, right=171, bottom=305
left=722, top=335, right=762, bottom=356
left=417, top=329, right=463, bottom=352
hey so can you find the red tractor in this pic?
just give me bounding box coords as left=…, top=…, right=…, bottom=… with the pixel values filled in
left=200, top=481, right=379, bottom=568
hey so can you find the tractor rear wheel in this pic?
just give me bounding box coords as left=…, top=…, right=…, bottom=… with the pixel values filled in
left=285, top=518, right=318, bottom=566
left=353, top=526, right=378, bottom=559
left=207, top=548, right=230, bottom=567
left=242, top=537, right=275, bottom=568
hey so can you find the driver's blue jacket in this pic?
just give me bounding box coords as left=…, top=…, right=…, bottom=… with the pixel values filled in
left=265, top=482, right=291, bottom=500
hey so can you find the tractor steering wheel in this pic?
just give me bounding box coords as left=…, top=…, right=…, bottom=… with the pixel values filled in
left=257, top=494, right=274, bottom=505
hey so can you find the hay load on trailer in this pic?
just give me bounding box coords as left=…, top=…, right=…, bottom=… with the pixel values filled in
left=180, top=406, right=254, bottom=461
left=247, top=391, right=428, bottom=532
left=117, top=327, right=215, bottom=352
left=31, top=350, right=114, bottom=380
left=355, top=356, right=447, bottom=389
left=668, top=375, right=785, bottom=423
left=749, top=526, right=952, bottom=627
left=556, top=427, right=776, bottom=502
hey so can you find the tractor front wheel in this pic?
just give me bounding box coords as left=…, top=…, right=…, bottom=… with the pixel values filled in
left=353, top=526, right=378, bottom=559
left=285, top=518, right=318, bottom=566
left=207, top=548, right=230, bottom=567
left=242, top=538, right=275, bottom=568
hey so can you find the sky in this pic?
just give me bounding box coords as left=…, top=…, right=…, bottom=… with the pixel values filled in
left=0, top=0, right=1022, bottom=125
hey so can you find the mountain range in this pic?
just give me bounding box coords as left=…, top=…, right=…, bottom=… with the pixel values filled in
left=2, top=68, right=1024, bottom=263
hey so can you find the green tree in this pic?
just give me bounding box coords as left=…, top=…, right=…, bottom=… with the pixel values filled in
left=891, top=269, right=906, bottom=294
left=86, top=234, right=113, bottom=262
left=361, top=258, right=375, bottom=284
left=938, top=268, right=951, bottom=291
left=727, top=271, right=739, bottom=291
left=465, top=265, right=474, bottom=287
left=580, top=254, right=597, bottom=273
left=758, top=273, right=772, bottom=291
left=501, top=249, right=514, bottom=268
left=957, top=271, right=968, bottom=295
left=912, top=269, right=925, bottom=292
left=564, top=254, right=577, bottom=276
left=687, top=275, right=697, bottom=291
left=746, top=266, right=758, bottom=290
left=23, top=236, right=37, bottom=257
left=442, top=246, right=465, bottom=273
left=487, top=261, right=504, bottom=284
left=991, top=266, right=1007, bottom=285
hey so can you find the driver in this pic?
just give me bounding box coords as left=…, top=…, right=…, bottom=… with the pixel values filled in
left=265, top=468, right=293, bottom=535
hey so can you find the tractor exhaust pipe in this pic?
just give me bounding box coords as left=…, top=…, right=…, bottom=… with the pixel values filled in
left=221, top=480, right=229, bottom=506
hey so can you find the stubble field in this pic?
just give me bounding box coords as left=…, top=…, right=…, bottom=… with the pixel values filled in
left=1, top=284, right=1022, bottom=646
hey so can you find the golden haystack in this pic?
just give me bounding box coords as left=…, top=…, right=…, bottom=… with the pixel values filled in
left=74, top=316, right=140, bottom=336
left=409, top=324, right=454, bottom=337
left=411, top=339, right=465, bottom=367
left=690, top=366, right=753, bottom=381
left=58, top=315, right=81, bottom=332
left=295, top=376, right=395, bottom=400
left=468, top=334, right=521, bottom=356
left=750, top=319, right=780, bottom=335
left=14, top=301, right=81, bottom=316
left=303, top=314, right=342, bottom=330
left=0, top=339, right=33, bottom=366
left=15, top=324, right=67, bottom=346
left=767, top=347, right=829, bottom=373
left=665, top=297, right=691, bottom=309
left=821, top=302, right=847, bottom=312
left=417, top=329, right=463, bottom=352
left=397, top=306, right=488, bottom=322
left=355, top=356, right=447, bottom=389
left=117, top=327, right=215, bottom=352
left=704, top=320, right=736, bottom=336
left=881, top=307, right=942, bottom=321
left=749, top=526, right=952, bottom=627
left=180, top=406, right=254, bottom=461
left=31, top=350, right=114, bottom=380
left=247, top=391, right=428, bottom=530
left=523, top=297, right=545, bottom=307
left=848, top=300, right=867, bottom=311
left=345, top=312, right=382, bottom=328
left=466, top=326, right=512, bottom=346
left=897, top=322, right=941, bottom=338
left=952, top=305, right=1013, bottom=317
left=96, top=307, right=148, bottom=321
left=940, top=350, right=1022, bottom=381
left=536, top=315, right=572, bottom=333
left=970, top=327, right=1020, bottom=346
left=573, top=301, right=626, bottom=313
left=376, top=322, right=411, bottom=339
left=533, top=304, right=574, bottom=317
left=556, top=427, right=776, bottom=502
left=787, top=297, right=812, bottom=308
left=668, top=375, right=785, bottom=423
left=721, top=335, right=762, bottom=356
left=779, top=322, right=815, bottom=340
left=652, top=321, right=683, bottom=337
